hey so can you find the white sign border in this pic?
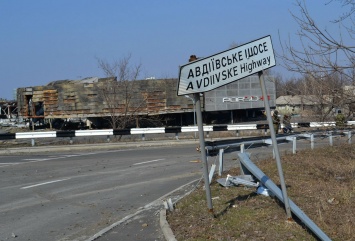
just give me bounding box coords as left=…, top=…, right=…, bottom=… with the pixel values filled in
left=177, top=35, right=276, bottom=96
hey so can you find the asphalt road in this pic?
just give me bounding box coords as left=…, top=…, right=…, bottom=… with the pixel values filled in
left=0, top=143, right=212, bottom=241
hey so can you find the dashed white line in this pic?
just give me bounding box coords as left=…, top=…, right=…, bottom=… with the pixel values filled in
left=21, top=178, right=71, bottom=189
left=1, top=149, right=137, bottom=168
left=0, top=163, right=21, bottom=168
left=133, top=159, right=165, bottom=166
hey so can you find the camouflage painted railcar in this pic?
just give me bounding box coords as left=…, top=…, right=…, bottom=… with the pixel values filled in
left=17, top=76, right=275, bottom=127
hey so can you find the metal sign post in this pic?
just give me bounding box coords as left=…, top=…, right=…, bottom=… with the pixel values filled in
left=194, top=93, right=214, bottom=213
left=258, top=71, right=292, bottom=219
left=177, top=36, right=285, bottom=216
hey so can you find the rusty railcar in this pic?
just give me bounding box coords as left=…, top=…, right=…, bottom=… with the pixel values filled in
left=17, top=76, right=275, bottom=128
left=16, top=78, right=197, bottom=127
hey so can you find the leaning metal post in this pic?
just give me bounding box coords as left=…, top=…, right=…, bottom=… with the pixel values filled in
left=218, top=149, right=224, bottom=176
left=240, top=143, right=245, bottom=153
left=348, top=131, right=352, bottom=144
left=258, top=71, right=292, bottom=219
left=194, top=93, right=213, bottom=213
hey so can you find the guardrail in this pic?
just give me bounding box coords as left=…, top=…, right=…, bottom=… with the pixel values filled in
left=206, top=130, right=353, bottom=176
left=206, top=130, right=353, bottom=151
left=0, top=121, right=354, bottom=146
left=204, top=130, right=353, bottom=241
left=237, top=152, right=332, bottom=241
left=0, top=124, right=262, bottom=145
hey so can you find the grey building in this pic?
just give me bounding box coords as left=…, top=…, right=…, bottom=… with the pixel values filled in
left=204, top=75, right=275, bottom=123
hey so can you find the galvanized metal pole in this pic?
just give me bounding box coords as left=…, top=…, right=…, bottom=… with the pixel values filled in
left=194, top=93, right=213, bottom=213
left=240, top=143, right=245, bottom=153
left=193, top=101, right=196, bottom=139
left=258, top=71, right=292, bottom=219
left=218, top=149, right=224, bottom=176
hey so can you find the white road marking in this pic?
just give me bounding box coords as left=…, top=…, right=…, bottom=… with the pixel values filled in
left=23, top=158, right=56, bottom=161
left=22, top=157, right=69, bottom=163
left=0, top=162, right=21, bottom=168
left=1, top=149, right=136, bottom=168
left=21, top=178, right=71, bottom=189
left=133, top=159, right=165, bottom=166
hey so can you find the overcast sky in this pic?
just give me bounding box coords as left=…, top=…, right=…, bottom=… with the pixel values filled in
left=0, top=1, right=346, bottom=100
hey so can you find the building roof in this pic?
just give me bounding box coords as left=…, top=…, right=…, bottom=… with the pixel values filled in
left=46, top=77, right=116, bottom=86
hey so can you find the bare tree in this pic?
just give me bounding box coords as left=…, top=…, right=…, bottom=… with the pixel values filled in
left=280, top=0, right=355, bottom=77
left=278, top=0, right=355, bottom=120
left=96, top=55, right=166, bottom=129
left=96, top=54, right=144, bottom=129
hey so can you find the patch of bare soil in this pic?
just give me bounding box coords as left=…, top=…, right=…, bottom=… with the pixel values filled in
left=167, top=143, right=355, bottom=241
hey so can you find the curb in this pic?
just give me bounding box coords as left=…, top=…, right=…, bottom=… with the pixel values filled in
left=158, top=180, right=199, bottom=241
left=160, top=209, right=177, bottom=241
left=84, top=179, right=199, bottom=241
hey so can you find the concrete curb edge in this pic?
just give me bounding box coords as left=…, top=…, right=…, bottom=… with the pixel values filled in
left=160, top=209, right=177, bottom=241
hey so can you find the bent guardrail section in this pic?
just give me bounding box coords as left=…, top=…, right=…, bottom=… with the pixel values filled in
left=204, top=130, right=354, bottom=240
left=237, top=152, right=332, bottom=241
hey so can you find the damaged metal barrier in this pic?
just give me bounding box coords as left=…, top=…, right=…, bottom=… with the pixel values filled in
left=217, top=174, right=258, bottom=188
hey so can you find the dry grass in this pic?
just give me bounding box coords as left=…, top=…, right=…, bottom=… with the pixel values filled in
left=167, top=143, right=355, bottom=241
